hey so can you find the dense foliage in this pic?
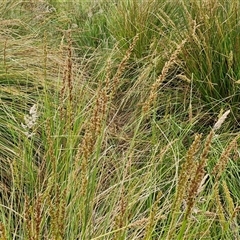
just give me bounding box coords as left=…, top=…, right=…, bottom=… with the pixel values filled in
left=0, top=0, right=239, bottom=239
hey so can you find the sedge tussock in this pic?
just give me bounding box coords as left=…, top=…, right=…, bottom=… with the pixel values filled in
left=2, top=1, right=240, bottom=239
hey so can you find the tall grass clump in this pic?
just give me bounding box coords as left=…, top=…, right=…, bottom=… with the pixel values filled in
left=0, top=1, right=75, bottom=238
left=107, top=0, right=162, bottom=57
left=164, top=110, right=240, bottom=239
left=180, top=0, right=240, bottom=126
left=0, top=1, right=59, bottom=214
left=1, top=0, right=240, bottom=239
left=72, top=0, right=112, bottom=53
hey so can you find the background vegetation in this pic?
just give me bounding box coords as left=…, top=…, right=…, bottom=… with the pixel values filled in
left=0, top=0, right=240, bottom=239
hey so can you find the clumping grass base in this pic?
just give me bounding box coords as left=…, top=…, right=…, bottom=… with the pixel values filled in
left=0, top=0, right=240, bottom=239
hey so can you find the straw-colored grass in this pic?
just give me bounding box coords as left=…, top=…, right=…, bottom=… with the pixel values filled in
left=0, top=0, right=240, bottom=239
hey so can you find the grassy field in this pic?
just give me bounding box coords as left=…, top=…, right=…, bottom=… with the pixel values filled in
left=0, top=0, right=240, bottom=239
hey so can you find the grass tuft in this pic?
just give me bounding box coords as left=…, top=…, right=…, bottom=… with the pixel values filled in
left=0, top=0, right=240, bottom=239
